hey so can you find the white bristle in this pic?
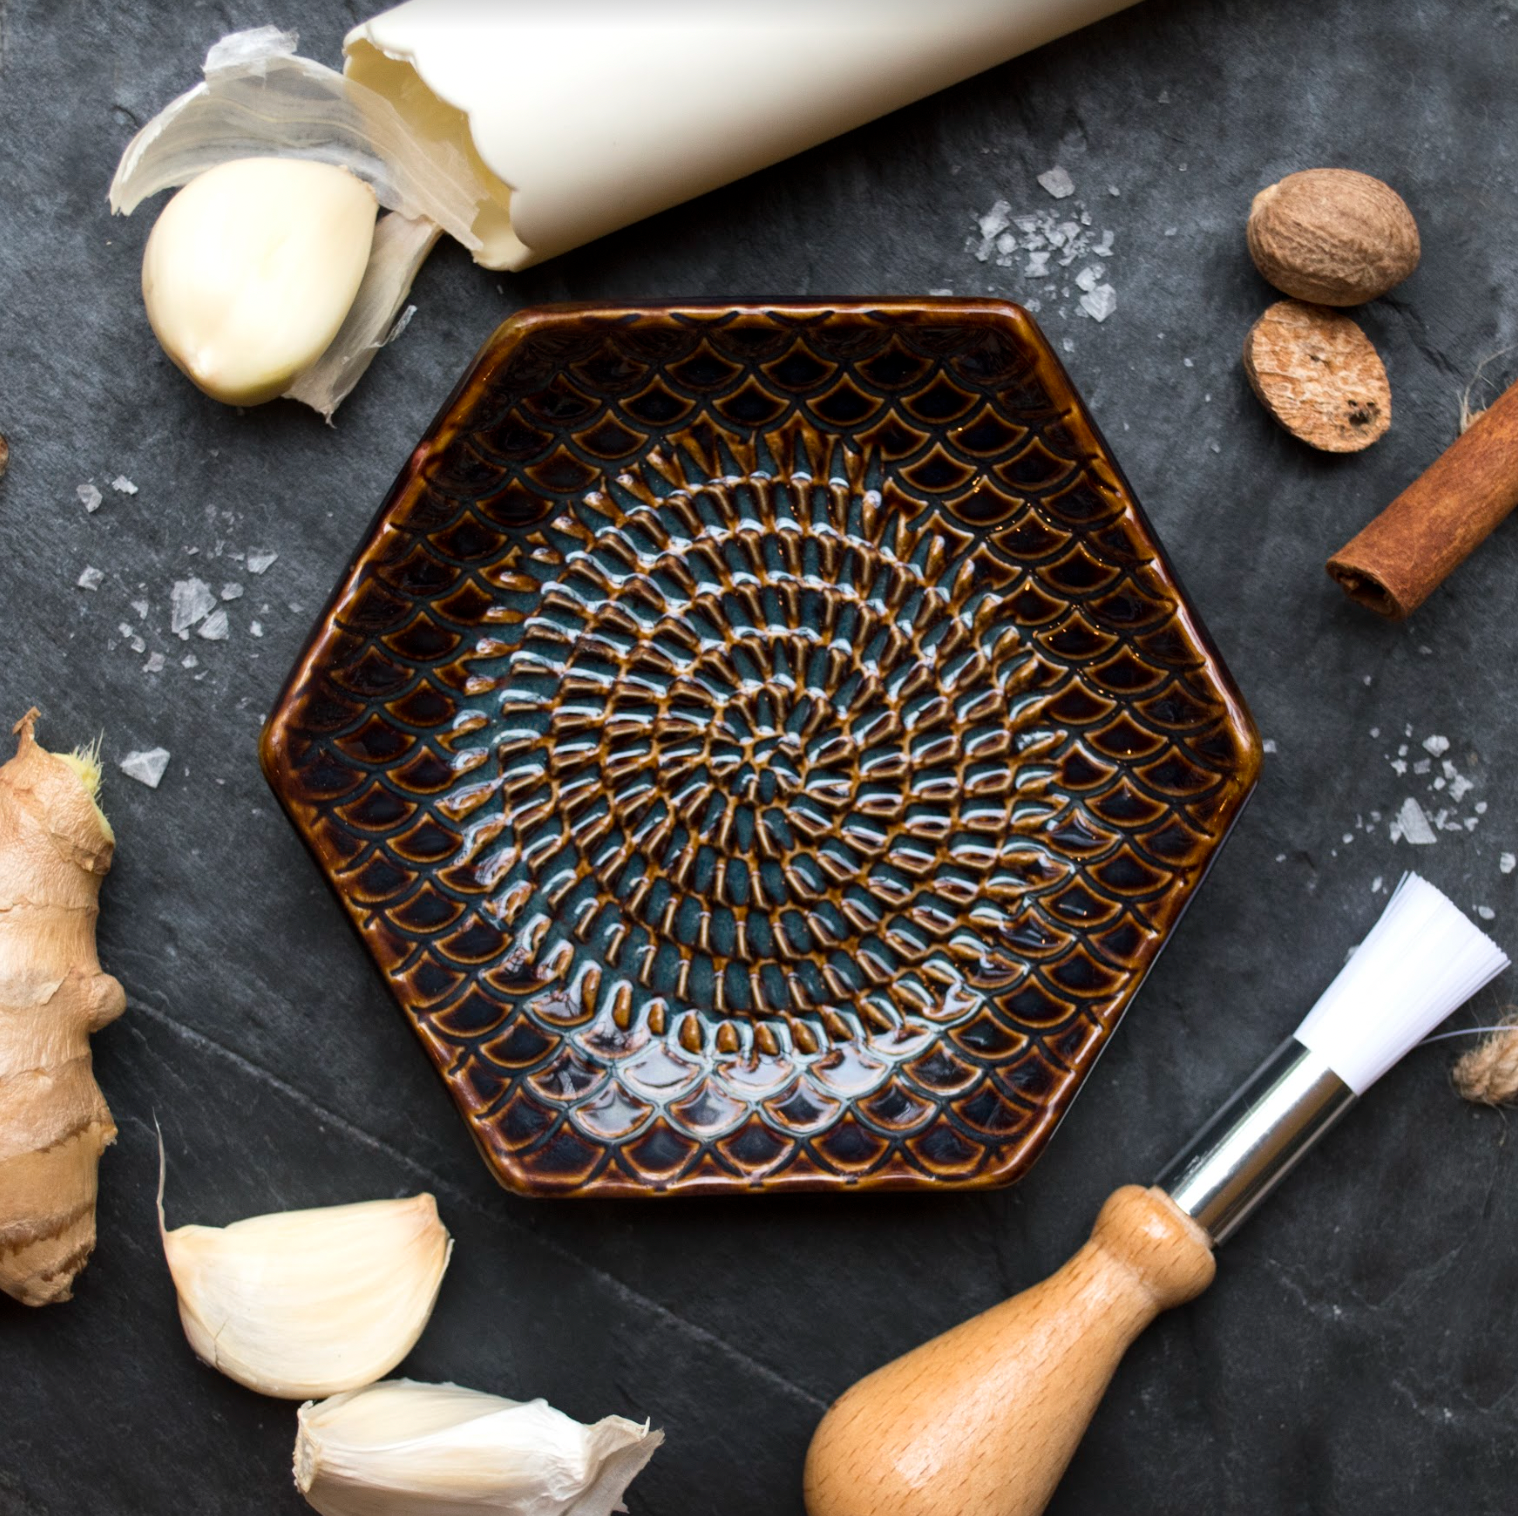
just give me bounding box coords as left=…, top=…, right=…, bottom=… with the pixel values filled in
left=1294, top=872, right=1509, bottom=1094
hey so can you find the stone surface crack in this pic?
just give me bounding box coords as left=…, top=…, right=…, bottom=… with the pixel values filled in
left=127, top=991, right=827, bottom=1412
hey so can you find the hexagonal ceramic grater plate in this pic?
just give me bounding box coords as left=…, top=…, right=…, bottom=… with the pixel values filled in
left=262, top=301, right=1260, bottom=1197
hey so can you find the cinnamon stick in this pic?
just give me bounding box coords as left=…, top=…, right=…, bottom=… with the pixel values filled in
left=1327, top=376, right=1518, bottom=617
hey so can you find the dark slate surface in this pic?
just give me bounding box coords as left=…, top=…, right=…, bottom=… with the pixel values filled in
left=4, top=2, right=1518, bottom=1512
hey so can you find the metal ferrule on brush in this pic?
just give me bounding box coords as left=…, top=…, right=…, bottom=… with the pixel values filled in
left=1155, top=1038, right=1357, bottom=1245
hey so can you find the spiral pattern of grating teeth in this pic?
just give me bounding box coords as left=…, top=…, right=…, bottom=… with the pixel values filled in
left=472, top=448, right=1056, bottom=1052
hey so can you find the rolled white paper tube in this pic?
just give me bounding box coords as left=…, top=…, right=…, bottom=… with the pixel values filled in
left=345, top=0, right=1145, bottom=270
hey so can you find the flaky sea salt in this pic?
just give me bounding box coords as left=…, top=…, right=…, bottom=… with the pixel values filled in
left=76, top=566, right=103, bottom=591
left=1037, top=166, right=1075, bottom=199
left=1477, top=906, right=1497, bottom=922
left=111, top=475, right=138, bottom=495
left=249, top=620, right=264, bottom=638
left=198, top=609, right=230, bottom=641
left=170, top=577, right=216, bottom=636
left=143, top=652, right=165, bottom=674
left=131, top=599, right=150, bottom=619
left=1422, top=734, right=1450, bottom=756
left=1079, top=286, right=1117, bottom=322
left=1262, top=739, right=1278, bottom=754
left=119, top=747, right=170, bottom=788
left=247, top=549, right=278, bottom=574
left=1502, top=853, right=1516, bottom=875
left=77, top=483, right=103, bottom=512
left=1395, top=797, right=1437, bottom=845
left=221, top=583, right=244, bottom=601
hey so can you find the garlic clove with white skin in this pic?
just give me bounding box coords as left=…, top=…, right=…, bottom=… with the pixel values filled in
left=141, top=156, right=378, bottom=405
left=163, top=1193, right=451, bottom=1399
left=293, top=1379, right=663, bottom=1516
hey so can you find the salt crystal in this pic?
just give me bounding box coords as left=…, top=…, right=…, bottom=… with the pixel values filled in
left=1477, top=801, right=1489, bottom=814
left=1037, top=166, right=1075, bottom=199
left=119, top=747, right=170, bottom=788
left=117, top=622, right=134, bottom=638
left=1478, top=906, right=1497, bottom=922
left=1413, top=759, right=1431, bottom=775
left=1026, top=251, right=1052, bottom=277
left=1061, top=338, right=1074, bottom=354
left=249, top=620, right=264, bottom=638
left=1164, top=226, right=1178, bottom=237
left=181, top=654, right=199, bottom=669
left=170, top=577, right=216, bottom=634
left=1433, top=777, right=1446, bottom=791
left=111, top=475, right=138, bottom=495
left=977, top=200, right=1011, bottom=242
left=1396, top=796, right=1437, bottom=845
left=1275, top=853, right=1286, bottom=863
left=76, top=483, right=103, bottom=512
left=1075, top=266, right=1102, bottom=293
left=1362, top=674, right=1372, bottom=686
left=143, top=652, right=164, bottom=674
left=76, top=566, right=103, bottom=591
left=927, top=288, right=954, bottom=296
left=1262, top=738, right=1278, bottom=754
left=198, top=609, right=230, bottom=641
left=1371, top=875, right=1383, bottom=893
left=1093, top=229, right=1115, bottom=257
left=247, top=550, right=278, bottom=575
left=1342, top=833, right=1353, bottom=845
left=1108, top=185, right=1120, bottom=197
left=131, top=598, right=149, bottom=619
left=1502, top=853, right=1517, bottom=874
left=1158, top=89, right=1171, bottom=103
left=1183, top=357, right=1195, bottom=368
left=1079, top=286, right=1117, bottom=322
left=221, top=583, right=244, bottom=601
left=1398, top=744, right=1408, bottom=756
left=1370, top=727, right=1380, bottom=738
left=1423, top=735, right=1450, bottom=756
left=1450, top=774, right=1474, bottom=802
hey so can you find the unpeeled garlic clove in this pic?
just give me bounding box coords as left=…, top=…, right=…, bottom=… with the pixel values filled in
left=142, top=156, right=378, bottom=405
left=294, top=1379, right=662, bottom=1516
left=163, top=1193, right=451, bottom=1399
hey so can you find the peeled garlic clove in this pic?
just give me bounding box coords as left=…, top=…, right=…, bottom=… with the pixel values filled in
left=294, top=1379, right=663, bottom=1516
left=142, top=156, right=378, bottom=405
left=163, top=1193, right=451, bottom=1399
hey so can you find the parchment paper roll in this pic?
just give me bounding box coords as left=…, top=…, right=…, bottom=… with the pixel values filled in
left=344, top=0, right=1146, bottom=270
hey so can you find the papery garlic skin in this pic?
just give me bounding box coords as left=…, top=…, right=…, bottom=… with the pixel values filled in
left=163, top=1193, right=451, bottom=1399
left=142, top=157, right=378, bottom=405
left=294, top=1379, right=663, bottom=1516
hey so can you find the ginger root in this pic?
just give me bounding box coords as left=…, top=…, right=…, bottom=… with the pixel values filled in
left=0, top=710, right=125, bottom=1305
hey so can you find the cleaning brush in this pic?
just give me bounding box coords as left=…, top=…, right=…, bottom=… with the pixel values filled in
left=803, top=873, right=1509, bottom=1516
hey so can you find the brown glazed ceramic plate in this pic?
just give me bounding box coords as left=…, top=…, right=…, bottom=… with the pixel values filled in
left=262, top=300, right=1260, bottom=1198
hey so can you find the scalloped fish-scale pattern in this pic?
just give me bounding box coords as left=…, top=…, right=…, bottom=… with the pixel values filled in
left=263, top=302, right=1260, bottom=1198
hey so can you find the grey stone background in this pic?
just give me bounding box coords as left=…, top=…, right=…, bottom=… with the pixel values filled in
left=4, top=1, right=1518, bottom=1512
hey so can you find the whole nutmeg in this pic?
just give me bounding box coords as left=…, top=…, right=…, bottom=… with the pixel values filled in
left=1247, top=168, right=1419, bottom=305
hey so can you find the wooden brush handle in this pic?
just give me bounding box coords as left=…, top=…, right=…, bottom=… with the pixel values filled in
left=803, top=1186, right=1216, bottom=1516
